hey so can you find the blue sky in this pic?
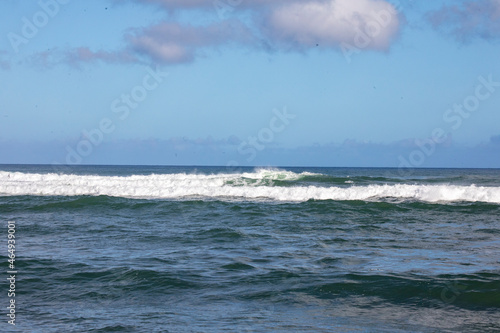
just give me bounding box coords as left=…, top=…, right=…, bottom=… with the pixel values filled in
left=1, top=0, right=499, bottom=167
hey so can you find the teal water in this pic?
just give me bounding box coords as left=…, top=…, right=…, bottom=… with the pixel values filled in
left=1, top=166, right=499, bottom=332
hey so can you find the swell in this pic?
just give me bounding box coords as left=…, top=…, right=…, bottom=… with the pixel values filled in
left=13, top=257, right=206, bottom=301
left=318, top=273, right=500, bottom=308
left=13, top=256, right=500, bottom=310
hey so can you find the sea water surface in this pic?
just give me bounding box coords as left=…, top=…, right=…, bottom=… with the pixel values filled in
left=0, top=165, right=499, bottom=332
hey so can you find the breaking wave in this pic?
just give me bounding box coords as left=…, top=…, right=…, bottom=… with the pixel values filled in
left=1, top=169, right=499, bottom=203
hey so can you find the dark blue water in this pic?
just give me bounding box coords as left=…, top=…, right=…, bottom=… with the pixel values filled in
left=1, top=165, right=499, bottom=332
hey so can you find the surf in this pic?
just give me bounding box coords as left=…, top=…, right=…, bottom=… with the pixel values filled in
left=1, top=169, right=500, bottom=203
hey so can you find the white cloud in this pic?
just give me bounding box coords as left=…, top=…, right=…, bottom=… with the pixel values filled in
left=126, top=20, right=255, bottom=64
left=129, top=35, right=192, bottom=63
left=56, top=0, right=403, bottom=67
left=263, top=0, right=401, bottom=50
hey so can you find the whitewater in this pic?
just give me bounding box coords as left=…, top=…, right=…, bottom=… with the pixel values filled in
left=1, top=169, right=499, bottom=203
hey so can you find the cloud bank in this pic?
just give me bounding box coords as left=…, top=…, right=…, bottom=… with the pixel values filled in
left=2, top=135, right=499, bottom=168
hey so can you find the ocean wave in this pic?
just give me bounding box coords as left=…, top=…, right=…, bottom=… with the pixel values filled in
left=1, top=170, right=500, bottom=203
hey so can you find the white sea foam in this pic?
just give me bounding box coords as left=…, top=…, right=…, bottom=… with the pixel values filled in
left=0, top=170, right=499, bottom=203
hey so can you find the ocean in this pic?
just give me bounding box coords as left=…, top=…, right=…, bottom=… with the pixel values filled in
left=0, top=165, right=499, bottom=332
